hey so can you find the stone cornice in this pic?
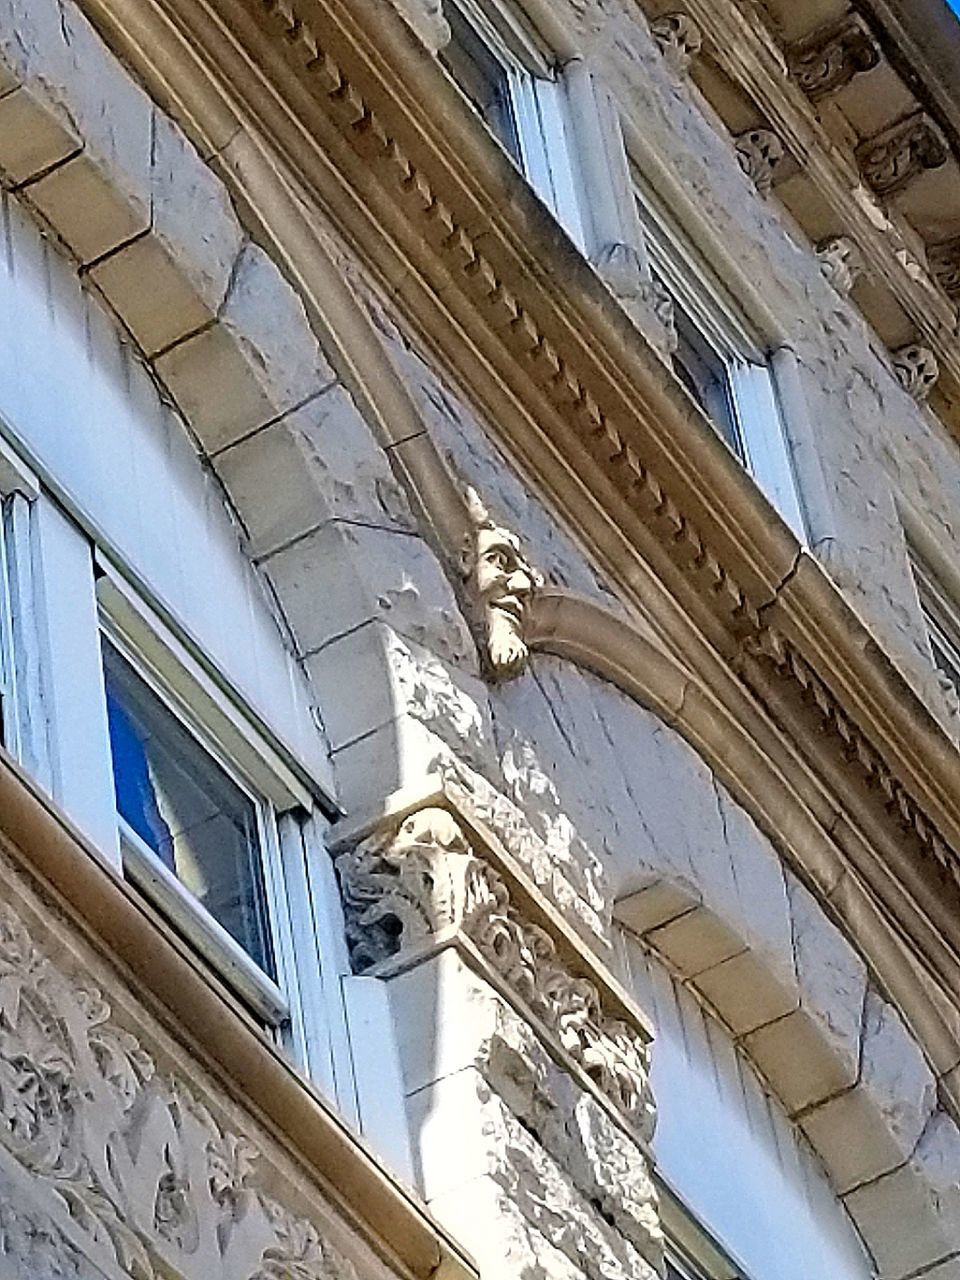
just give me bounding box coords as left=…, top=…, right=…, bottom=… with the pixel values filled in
left=76, top=0, right=960, bottom=1030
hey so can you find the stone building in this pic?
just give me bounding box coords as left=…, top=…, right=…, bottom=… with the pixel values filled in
left=0, top=0, right=958, bottom=1276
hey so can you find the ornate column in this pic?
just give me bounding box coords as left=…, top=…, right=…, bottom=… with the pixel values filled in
left=333, top=797, right=663, bottom=1280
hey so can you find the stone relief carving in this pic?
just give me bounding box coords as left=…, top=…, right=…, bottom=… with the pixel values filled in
left=929, top=238, right=960, bottom=297
left=856, top=113, right=948, bottom=198
left=650, top=13, right=702, bottom=74
left=816, top=235, right=864, bottom=295
left=892, top=342, right=939, bottom=400
left=786, top=15, right=881, bottom=102
left=592, top=243, right=677, bottom=358
left=337, top=809, right=656, bottom=1138
left=734, top=128, right=784, bottom=196
left=0, top=903, right=362, bottom=1280
left=462, top=488, right=543, bottom=680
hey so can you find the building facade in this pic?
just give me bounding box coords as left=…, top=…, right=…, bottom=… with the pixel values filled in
left=0, top=0, right=957, bottom=1277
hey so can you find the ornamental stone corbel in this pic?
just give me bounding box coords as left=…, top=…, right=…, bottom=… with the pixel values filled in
left=461, top=488, right=543, bottom=681
left=335, top=805, right=657, bottom=1140
left=928, top=238, right=960, bottom=298
left=786, top=15, right=881, bottom=103
left=650, top=12, right=703, bottom=74
left=734, top=128, right=785, bottom=196
left=892, top=342, right=939, bottom=401
left=387, top=0, right=450, bottom=53
left=816, top=235, right=864, bottom=295
left=592, top=242, right=677, bottom=358
left=856, top=113, right=948, bottom=199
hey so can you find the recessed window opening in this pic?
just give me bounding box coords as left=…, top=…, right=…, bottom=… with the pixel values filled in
left=440, top=0, right=585, bottom=245
left=631, top=167, right=806, bottom=537
left=103, top=637, right=276, bottom=979
left=908, top=547, right=960, bottom=699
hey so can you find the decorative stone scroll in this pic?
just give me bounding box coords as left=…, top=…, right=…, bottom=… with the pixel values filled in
left=816, top=235, right=864, bottom=295
left=336, top=808, right=656, bottom=1139
left=650, top=12, right=702, bottom=74
left=856, top=113, right=948, bottom=198
left=786, top=15, right=881, bottom=103
left=892, top=342, right=939, bottom=400
left=0, top=902, right=362, bottom=1280
left=461, top=488, right=543, bottom=681
left=928, top=238, right=960, bottom=297
left=734, top=128, right=784, bottom=196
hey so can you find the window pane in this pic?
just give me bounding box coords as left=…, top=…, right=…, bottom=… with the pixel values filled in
left=102, top=640, right=276, bottom=979
left=671, top=304, right=742, bottom=456
left=442, top=3, right=521, bottom=160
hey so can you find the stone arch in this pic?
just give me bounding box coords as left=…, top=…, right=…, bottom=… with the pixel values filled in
left=0, top=0, right=490, bottom=815
left=525, top=594, right=960, bottom=1278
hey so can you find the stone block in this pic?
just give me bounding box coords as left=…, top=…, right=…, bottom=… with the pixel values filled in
left=407, top=1067, right=493, bottom=1199
left=843, top=1111, right=960, bottom=1278
left=328, top=712, right=455, bottom=814
left=304, top=620, right=493, bottom=770
left=263, top=521, right=473, bottom=664
left=87, top=233, right=213, bottom=355
left=28, top=152, right=148, bottom=264
left=744, top=1006, right=860, bottom=1114
left=693, top=947, right=798, bottom=1035
left=615, top=882, right=699, bottom=936
left=150, top=112, right=243, bottom=314
left=215, top=383, right=414, bottom=559
left=0, top=87, right=78, bottom=185
left=646, top=905, right=745, bottom=978
left=786, top=872, right=867, bottom=1078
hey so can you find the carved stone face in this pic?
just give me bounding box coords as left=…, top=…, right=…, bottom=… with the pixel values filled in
left=472, top=525, right=540, bottom=679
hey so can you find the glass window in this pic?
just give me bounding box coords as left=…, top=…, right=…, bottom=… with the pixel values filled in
left=439, top=0, right=585, bottom=245
left=443, top=1, right=521, bottom=159
left=102, top=638, right=276, bottom=979
left=908, top=549, right=960, bottom=700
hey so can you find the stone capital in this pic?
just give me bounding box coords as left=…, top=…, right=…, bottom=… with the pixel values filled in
left=929, top=238, right=960, bottom=298
left=336, top=804, right=656, bottom=1139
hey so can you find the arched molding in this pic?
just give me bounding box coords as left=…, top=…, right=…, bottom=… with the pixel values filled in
left=619, top=881, right=956, bottom=1280
left=527, top=591, right=960, bottom=1126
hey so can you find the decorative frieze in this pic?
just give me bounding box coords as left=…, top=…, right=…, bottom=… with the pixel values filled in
left=856, top=113, right=948, bottom=198
left=928, top=238, right=960, bottom=298
left=462, top=488, right=542, bottom=681
left=336, top=807, right=656, bottom=1138
left=892, top=342, right=939, bottom=400
left=650, top=12, right=702, bottom=74
left=0, top=901, right=365, bottom=1280
left=734, top=128, right=784, bottom=196
left=816, top=235, right=865, bottom=295
left=786, top=15, right=881, bottom=103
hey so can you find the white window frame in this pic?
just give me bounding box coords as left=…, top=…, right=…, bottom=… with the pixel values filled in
left=906, top=544, right=960, bottom=699
left=95, top=562, right=328, bottom=1070
left=633, top=172, right=807, bottom=540
left=442, top=0, right=585, bottom=246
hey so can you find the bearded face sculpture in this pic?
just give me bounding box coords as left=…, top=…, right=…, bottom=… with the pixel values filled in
left=463, top=492, right=542, bottom=680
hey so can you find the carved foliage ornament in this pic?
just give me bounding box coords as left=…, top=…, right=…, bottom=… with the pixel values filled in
left=816, top=235, right=864, bottom=295
left=0, top=903, right=359, bottom=1280
left=387, top=0, right=450, bottom=54
left=650, top=13, right=702, bottom=74
left=734, top=128, right=784, bottom=196
left=337, top=809, right=656, bottom=1138
left=892, top=342, right=939, bottom=401
left=786, top=15, right=881, bottom=103
left=929, top=239, right=960, bottom=298
left=856, top=113, right=948, bottom=198
left=462, top=488, right=543, bottom=681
